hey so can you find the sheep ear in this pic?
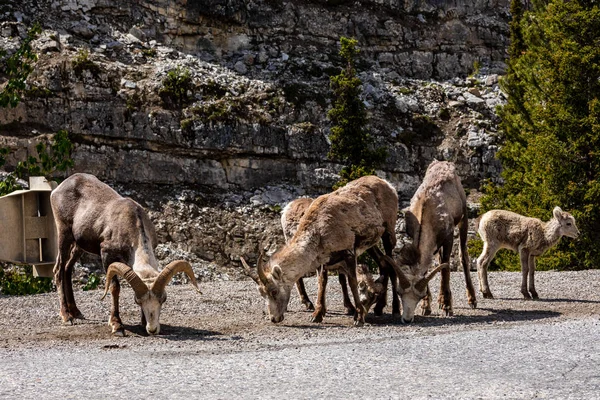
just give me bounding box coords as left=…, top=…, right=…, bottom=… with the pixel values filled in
left=271, top=265, right=283, bottom=281
left=553, top=206, right=563, bottom=219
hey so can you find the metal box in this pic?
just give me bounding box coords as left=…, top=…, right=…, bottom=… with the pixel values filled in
left=0, top=177, right=58, bottom=278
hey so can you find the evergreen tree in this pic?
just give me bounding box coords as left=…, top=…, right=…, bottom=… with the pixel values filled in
left=328, top=37, right=386, bottom=189
left=482, top=0, right=600, bottom=270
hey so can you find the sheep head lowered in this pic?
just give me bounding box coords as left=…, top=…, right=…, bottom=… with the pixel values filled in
left=241, top=252, right=291, bottom=323
left=50, top=173, right=201, bottom=337
left=101, top=260, right=200, bottom=335
left=371, top=245, right=447, bottom=323
left=241, top=175, right=400, bottom=326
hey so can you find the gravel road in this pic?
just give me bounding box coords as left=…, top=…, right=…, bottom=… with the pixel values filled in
left=1, top=270, right=599, bottom=399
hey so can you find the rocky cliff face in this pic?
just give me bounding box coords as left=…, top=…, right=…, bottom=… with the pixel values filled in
left=0, top=0, right=509, bottom=276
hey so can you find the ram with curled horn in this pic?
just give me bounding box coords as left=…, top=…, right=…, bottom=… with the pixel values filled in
left=400, top=160, right=477, bottom=323
left=51, top=173, right=201, bottom=336
left=369, top=245, right=448, bottom=323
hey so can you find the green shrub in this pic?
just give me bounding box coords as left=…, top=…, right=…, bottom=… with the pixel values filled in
left=0, top=23, right=42, bottom=108
left=481, top=0, right=600, bottom=270
left=72, top=49, right=101, bottom=77
left=82, top=273, right=101, bottom=291
left=159, top=67, right=193, bottom=107
left=0, top=265, right=53, bottom=295
left=0, top=130, right=74, bottom=196
left=142, top=48, right=156, bottom=58
left=328, top=37, right=386, bottom=189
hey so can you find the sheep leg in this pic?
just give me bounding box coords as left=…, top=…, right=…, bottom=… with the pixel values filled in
left=459, top=215, right=477, bottom=308
left=366, top=247, right=387, bottom=316
left=421, top=285, right=432, bottom=316
left=438, top=239, right=454, bottom=316
left=372, top=269, right=389, bottom=316
left=528, top=255, right=538, bottom=299
left=519, top=249, right=532, bottom=299
left=477, top=241, right=498, bottom=299
left=53, top=234, right=79, bottom=324
left=382, top=232, right=401, bottom=316
left=63, top=246, right=84, bottom=320
left=108, top=276, right=125, bottom=336
left=309, top=267, right=328, bottom=323
left=338, top=273, right=356, bottom=315
left=343, top=252, right=366, bottom=327
left=295, top=278, right=315, bottom=311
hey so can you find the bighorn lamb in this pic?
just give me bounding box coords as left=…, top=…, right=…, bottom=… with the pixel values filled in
left=402, top=160, right=477, bottom=322
left=50, top=173, right=200, bottom=336
left=281, top=197, right=394, bottom=321
left=241, top=175, right=399, bottom=326
left=476, top=207, right=579, bottom=299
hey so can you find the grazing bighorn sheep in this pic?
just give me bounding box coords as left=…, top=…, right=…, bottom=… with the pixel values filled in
left=241, top=175, right=399, bottom=326
left=476, top=207, right=579, bottom=299
left=281, top=197, right=356, bottom=316
left=369, top=244, right=448, bottom=322
left=402, top=160, right=477, bottom=323
left=50, top=173, right=200, bottom=336
left=281, top=197, right=399, bottom=321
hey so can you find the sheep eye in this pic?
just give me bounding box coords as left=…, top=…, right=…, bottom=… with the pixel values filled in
left=270, top=290, right=278, bottom=298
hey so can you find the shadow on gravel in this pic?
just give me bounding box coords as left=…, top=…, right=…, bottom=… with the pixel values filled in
left=283, top=323, right=348, bottom=329
left=535, top=298, right=600, bottom=304
left=494, top=297, right=600, bottom=304
left=124, top=323, right=225, bottom=341
left=365, top=309, right=561, bottom=327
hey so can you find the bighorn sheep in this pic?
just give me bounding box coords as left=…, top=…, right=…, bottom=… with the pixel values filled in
left=401, top=160, right=477, bottom=323
left=241, top=175, right=399, bottom=326
left=281, top=197, right=354, bottom=315
left=50, top=173, right=200, bottom=336
left=281, top=197, right=394, bottom=320
left=369, top=244, right=448, bottom=322
left=476, top=207, right=579, bottom=299
left=356, top=264, right=385, bottom=313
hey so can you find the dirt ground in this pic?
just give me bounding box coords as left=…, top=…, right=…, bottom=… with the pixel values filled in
left=1, top=270, right=599, bottom=352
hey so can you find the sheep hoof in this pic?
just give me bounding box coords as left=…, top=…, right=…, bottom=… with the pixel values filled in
left=112, top=329, right=125, bottom=337
left=353, top=319, right=364, bottom=327
left=482, top=291, right=494, bottom=299
left=71, top=311, right=85, bottom=320
left=303, top=302, right=315, bottom=312
left=421, top=308, right=432, bottom=316
left=344, top=306, right=356, bottom=316
left=469, top=302, right=477, bottom=309
left=373, top=307, right=384, bottom=316
left=309, top=312, right=324, bottom=323
left=392, top=311, right=401, bottom=317
left=441, top=306, right=454, bottom=317
left=531, top=292, right=539, bottom=300
left=522, top=291, right=532, bottom=300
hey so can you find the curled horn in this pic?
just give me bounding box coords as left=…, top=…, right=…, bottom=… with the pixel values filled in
left=152, top=260, right=201, bottom=295
left=384, top=254, right=412, bottom=290
left=240, top=256, right=260, bottom=284
left=101, top=262, right=149, bottom=300
left=415, top=263, right=449, bottom=292
left=371, top=246, right=411, bottom=290
left=256, top=251, right=270, bottom=286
